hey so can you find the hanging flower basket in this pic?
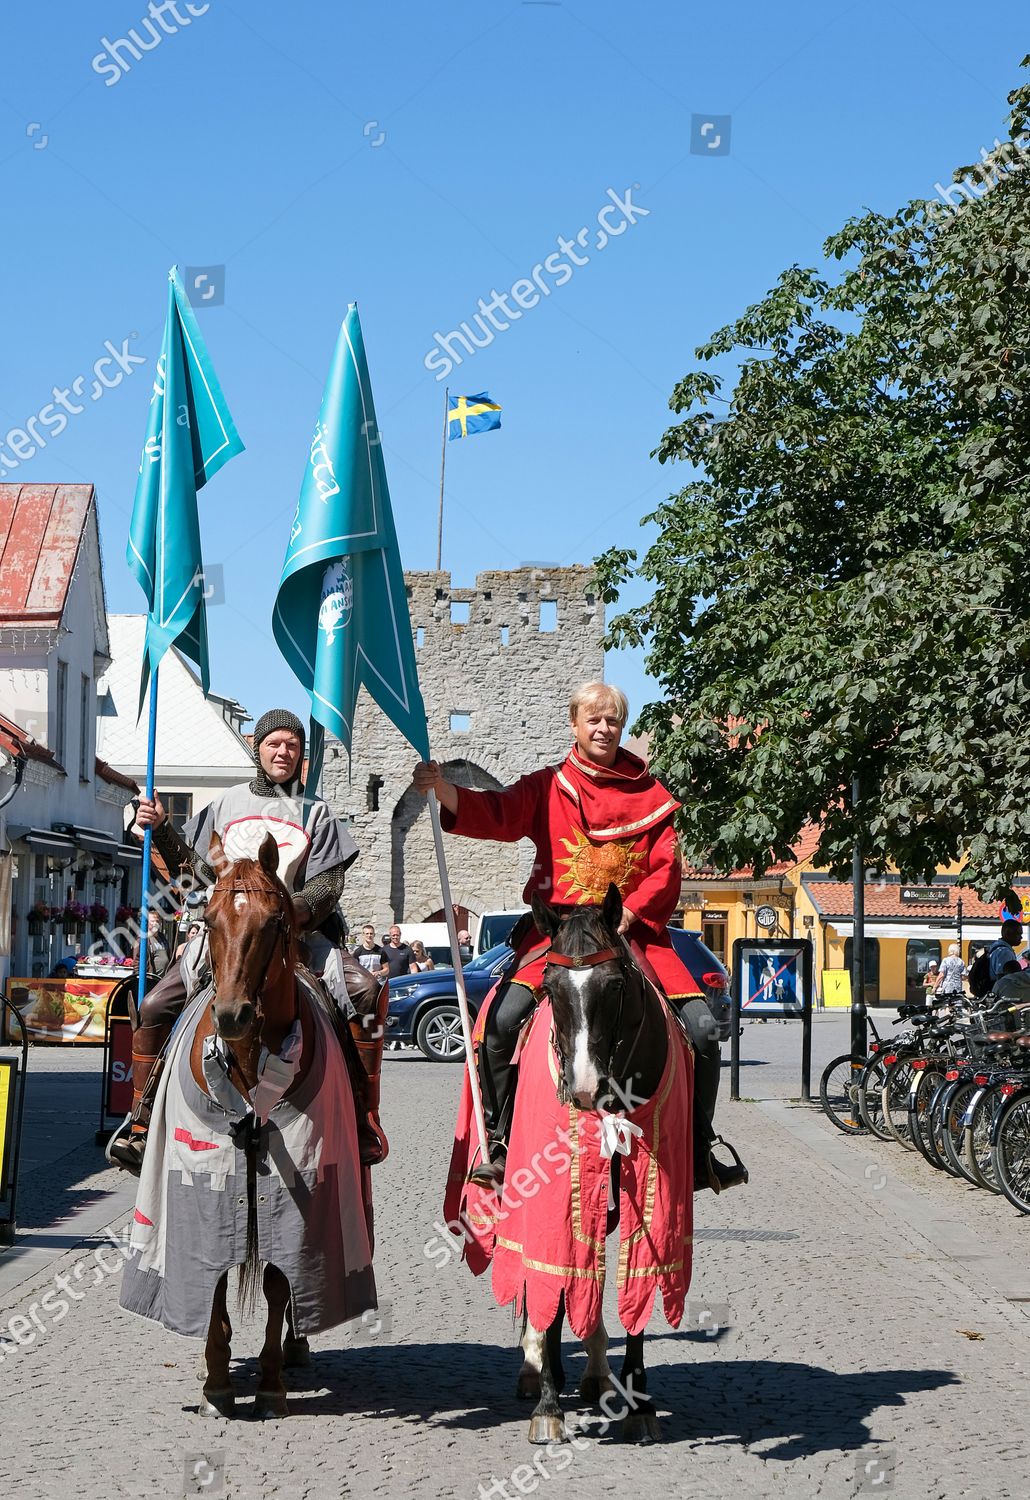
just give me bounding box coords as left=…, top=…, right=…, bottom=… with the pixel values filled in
left=61, top=901, right=90, bottom=935
left=27, top=901, right=51, bottom=936
left=88, top=903, right=110, bottom=932
left=115, top=905, right=136, bottom=927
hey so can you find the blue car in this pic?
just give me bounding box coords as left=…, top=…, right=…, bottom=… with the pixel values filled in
left=388, top=928, right=730, bottom=1061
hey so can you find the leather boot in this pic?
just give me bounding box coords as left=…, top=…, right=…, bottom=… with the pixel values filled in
left=107, top=1023, right=169, bottom=1176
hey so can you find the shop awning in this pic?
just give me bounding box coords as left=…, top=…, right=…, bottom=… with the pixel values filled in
left=115, top=841, right=142, bottom=865
left=57, top=823, right=121, bottom=856
left=829, top=920, right=999, bottom=941
left=7, top=826, right=78, bottom=858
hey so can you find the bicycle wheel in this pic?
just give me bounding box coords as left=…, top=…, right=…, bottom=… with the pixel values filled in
left=939, top=1081, right=978, bottom=1180
left=881, top=1057, right=916, bottom=1149
left=993, top=1090, right=1030, bottom=1215
left=858, top=1056, right=890, bottom=1139
left=819, top=1054, right=866, bottom=1134
left=909, top=1068, right=948, bottom=1167
left=964, top=1085, right=1003, bottom=1192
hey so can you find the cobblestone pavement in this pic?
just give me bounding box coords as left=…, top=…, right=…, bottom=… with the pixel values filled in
left=1, top=1040, right=1029, bottom=1499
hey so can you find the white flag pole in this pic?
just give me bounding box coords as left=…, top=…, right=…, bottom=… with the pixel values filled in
left=427, top=790, right=490, bottom=1166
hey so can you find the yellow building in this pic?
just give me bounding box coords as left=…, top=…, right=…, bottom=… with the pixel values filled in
left=680, top=832, right=1029, bottom=1007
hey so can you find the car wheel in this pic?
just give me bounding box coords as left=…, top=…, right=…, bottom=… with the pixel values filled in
left=415, top=1003, right=467, bottom=1062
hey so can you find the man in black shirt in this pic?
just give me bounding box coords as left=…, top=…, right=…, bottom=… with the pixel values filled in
left=382, top=923, right=415, bottom=979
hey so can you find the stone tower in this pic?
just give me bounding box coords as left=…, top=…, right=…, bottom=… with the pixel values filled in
left=322, top=565, right=603, bottom=930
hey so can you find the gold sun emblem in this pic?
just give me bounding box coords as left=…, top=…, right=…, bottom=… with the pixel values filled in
left=554, top=828, right=645, bottom=905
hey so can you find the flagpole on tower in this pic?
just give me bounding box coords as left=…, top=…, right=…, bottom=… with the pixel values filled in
left=436, top=385, right=449, bottom=570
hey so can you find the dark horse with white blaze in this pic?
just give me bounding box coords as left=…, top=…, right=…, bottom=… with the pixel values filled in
left=514, top=884, right=686, bottom=1445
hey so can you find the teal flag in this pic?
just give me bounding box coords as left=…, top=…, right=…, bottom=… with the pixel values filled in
left=273, top=304, right=430, bottom=774
left=448, top=392, right=501, bottom=440
left=126, top=266, right=243, bottom=708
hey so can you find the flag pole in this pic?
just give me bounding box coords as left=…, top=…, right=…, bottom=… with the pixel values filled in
left=427, top=789, right=490, bottom=1166
left=136, top=664, right=159, bottom=1013
left=436, top=385, right=449, bottom=571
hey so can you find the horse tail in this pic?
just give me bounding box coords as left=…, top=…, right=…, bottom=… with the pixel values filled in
left=236, top=1126, right=263, bottom=1315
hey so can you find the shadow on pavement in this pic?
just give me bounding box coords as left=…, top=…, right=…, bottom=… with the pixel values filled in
left=208, top=1341, right=958, bottom=1455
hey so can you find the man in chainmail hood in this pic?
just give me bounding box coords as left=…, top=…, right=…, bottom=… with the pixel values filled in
left=109, top=708, right=377, bottom=1174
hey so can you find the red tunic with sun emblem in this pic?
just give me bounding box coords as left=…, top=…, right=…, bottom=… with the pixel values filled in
left=441, top=746, right=699, bottom=1001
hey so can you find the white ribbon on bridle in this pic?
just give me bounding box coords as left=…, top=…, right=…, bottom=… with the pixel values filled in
left=598, top=1111, right=644, bottom=1160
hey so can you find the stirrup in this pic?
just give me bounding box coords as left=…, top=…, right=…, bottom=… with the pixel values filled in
left=467, top=1142, right=507, bottom=1192
left=107, top=1116, right=146, bottom=1177
left=700, top=1135, right=749, bottom=1195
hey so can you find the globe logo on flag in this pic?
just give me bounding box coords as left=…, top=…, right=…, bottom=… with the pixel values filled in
left=317, top=559, right=352, bottom=646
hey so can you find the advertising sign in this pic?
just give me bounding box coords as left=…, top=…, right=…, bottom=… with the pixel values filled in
left=105, top=1017, right=134, bottom=1116
left=0, top=1059, right=16, bottom=1202
left=4, top=977, right=123, bottom=1044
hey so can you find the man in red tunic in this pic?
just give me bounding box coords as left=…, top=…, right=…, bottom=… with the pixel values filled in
left=413, top=680, right=747, bottom=1194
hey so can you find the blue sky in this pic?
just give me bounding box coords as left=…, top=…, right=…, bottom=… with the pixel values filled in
left=1, top=2, right=1026, bottom=731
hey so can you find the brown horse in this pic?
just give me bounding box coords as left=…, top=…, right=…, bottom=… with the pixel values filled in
left=191, top=830, right=375, bottom=1419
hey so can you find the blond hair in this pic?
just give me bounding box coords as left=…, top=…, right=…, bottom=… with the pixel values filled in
left=947, top=943, right=960, bottom=957
left=568, top=681, right=629, bottom=725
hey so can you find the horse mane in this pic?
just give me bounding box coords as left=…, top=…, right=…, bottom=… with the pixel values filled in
left=551, top=904, right=618, bottom=958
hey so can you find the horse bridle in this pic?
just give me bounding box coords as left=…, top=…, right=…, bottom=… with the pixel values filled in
left=206, top=872, right=294, bottom=1025
left=544, top=938, right=649, bottom=1104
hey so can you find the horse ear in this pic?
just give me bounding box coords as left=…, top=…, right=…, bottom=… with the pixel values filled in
left=258, top=832, right=280, bottom=874
left=208, top=830, right=227, bottom=874
left=602, top=882, right=623, bottom=934
left=531, top=891, right=560, bottom=938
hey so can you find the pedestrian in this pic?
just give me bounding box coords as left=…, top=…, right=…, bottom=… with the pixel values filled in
left=457, top=929, right=474, bottom=964
left=382, top=923, right=415, bottom=979
left=353, top=922, right=388, bottom=977
left=934, top=944, right=966, bottom=1001
left=990, top=919, right=1023, bottom=983
left=132, top=909, right=170, bottom=982
left=409, top=940, right=435, bottom=973
left=922, top=960, right=939, bottom=1004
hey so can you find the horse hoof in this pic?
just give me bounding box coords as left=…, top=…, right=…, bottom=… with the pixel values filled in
left=579, top=1373, right=615, bottom=1403
left=283, top=1336, right=311, bottom=1368
left=195, top=1353, right=207, bottom=1383
left=516, top=1370, right=541, bottom=1401
left=528, top=1413, right=568, bottom=1445
left=621, top=1411, right=662, bottom=1444
left=254, top=1391, right=289, bottom=1420
left=200, top=1390, right=236, bottom=1418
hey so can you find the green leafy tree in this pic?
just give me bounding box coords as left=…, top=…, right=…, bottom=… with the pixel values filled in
left=598, top=63, right=1030, bottom=897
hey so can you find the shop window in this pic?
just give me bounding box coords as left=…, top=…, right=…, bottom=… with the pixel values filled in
left=843, top=937, right=881, bottom=1006
left=905, top=938, right=941, bottom=1005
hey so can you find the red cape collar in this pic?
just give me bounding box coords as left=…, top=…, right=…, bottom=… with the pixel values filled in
left=554, top=747, right=680, bottom=842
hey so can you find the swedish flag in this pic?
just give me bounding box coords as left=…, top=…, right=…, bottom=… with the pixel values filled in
left=448, top=392, right=501, bottom=440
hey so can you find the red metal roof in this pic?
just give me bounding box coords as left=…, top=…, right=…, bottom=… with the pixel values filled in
left=0, top=483, right=94, bottom=625
left=0, top=710, right=62, bottom=770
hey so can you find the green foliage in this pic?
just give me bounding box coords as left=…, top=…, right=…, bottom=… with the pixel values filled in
left=599, top=66, right=1030, bottom=898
